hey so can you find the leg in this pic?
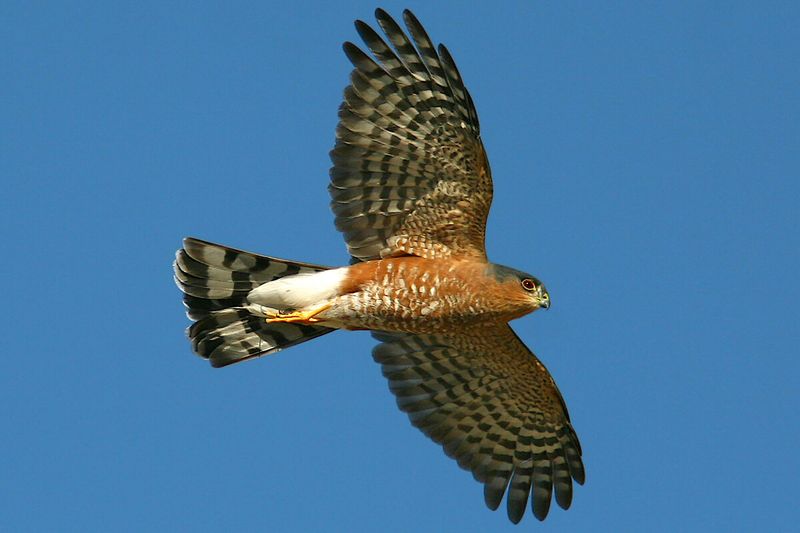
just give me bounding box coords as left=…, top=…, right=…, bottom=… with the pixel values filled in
left=265, top=302, right=332, bottom=325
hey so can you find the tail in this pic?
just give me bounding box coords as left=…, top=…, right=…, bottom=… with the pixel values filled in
left=174, top=237, right=335, bottom=367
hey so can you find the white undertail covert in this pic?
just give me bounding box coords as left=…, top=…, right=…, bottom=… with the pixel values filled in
left=247, top=268, right=348, bottom=310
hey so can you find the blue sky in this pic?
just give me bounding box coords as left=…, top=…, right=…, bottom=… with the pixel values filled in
left=2, top=1, right=798, bottom=531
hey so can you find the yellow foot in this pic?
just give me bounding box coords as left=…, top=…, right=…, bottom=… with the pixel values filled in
left=265, top=303, right=332, bottom=325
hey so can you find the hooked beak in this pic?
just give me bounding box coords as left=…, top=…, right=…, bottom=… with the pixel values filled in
left=539, top=293, right=550, bottom=310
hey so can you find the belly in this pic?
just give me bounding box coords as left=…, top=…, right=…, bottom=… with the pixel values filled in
left=321, top=257, right=497, bottom=333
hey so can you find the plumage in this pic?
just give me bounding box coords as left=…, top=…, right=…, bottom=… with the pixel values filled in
left=247, top=268, right=348, bottom=310
left=331, top=9, right=491, bottom=262
left=174, top=238, right=334, bottom=367
left=371, top=327, right=582, bottom=522
left=174, top=9, right=584, bottom=523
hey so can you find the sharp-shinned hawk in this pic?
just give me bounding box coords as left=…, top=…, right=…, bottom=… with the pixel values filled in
left=174, top=8, right=584, bottom=524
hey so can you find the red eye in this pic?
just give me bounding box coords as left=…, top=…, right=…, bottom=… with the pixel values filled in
left=521, top=278, right=536, bottom=291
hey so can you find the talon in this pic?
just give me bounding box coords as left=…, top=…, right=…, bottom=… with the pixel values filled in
left=265, top=303, right=332, bottom=325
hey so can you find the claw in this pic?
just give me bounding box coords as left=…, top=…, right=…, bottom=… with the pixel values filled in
left=265, top=303, right=332, bottom=325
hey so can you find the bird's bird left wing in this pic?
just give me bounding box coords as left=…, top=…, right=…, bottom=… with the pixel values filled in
left=371, top=326, right=584, bottom=523
left=330, top=9, right=492, bottom=262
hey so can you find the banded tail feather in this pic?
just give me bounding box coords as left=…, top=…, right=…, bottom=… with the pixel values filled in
left=174, top=238, right=335, bottom=367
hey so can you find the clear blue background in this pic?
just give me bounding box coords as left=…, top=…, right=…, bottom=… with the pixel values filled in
left=3, top=1, right=798, bottom=531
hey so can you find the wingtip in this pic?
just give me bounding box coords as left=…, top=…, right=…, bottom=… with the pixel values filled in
left=342, top=41, right=364, bottom=65
left=555, top=486, right=573, bottom=510
left=532, top=497, right=551, bottom=521
left=507, top=509, right=523, bottom=525
left=483, top=489, right=503, bottom=511
left=402, top=8, right=418, bottom=24
left=353, top=18, right=371, bottom=35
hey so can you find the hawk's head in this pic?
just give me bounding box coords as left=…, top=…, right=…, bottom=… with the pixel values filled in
left=488, top=264, right=550, bottom=312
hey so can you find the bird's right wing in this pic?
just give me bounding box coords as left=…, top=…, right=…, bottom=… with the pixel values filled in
left=371, top=326, right=584, bottom=523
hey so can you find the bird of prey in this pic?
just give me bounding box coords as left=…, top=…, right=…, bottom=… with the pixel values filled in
left=174, top=8, right=584, bottom=524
